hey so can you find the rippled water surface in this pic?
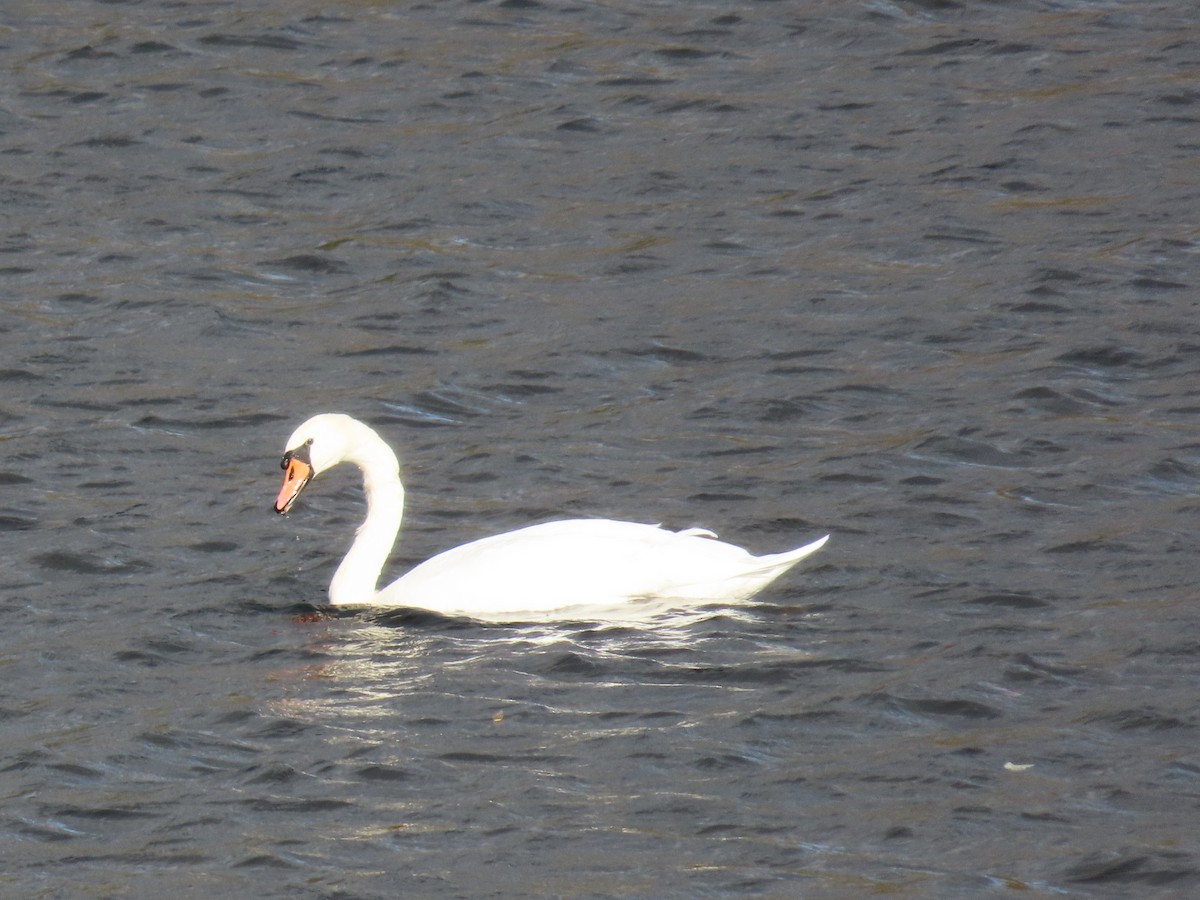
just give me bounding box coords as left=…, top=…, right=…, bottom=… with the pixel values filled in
left=2, top=1, right=1198, bottom=896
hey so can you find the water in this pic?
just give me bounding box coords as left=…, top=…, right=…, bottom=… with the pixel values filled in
left=2, top=0, right=1198, bottom=895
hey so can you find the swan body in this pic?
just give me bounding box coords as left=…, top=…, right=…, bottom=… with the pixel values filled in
left=274, top=414, right=828, bottom=621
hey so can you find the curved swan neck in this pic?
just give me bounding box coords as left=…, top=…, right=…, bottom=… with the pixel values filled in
left=328, top=427, right=405, bottom=605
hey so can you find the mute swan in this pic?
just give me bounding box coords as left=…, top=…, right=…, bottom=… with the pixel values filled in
left=274, top=414, right=828, bottom=620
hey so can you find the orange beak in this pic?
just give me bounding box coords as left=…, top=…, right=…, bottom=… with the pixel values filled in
left=275, top=456, right=313, bottom=514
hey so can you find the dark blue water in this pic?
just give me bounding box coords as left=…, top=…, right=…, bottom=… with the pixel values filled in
left=2, top=1, right=1198, bottom=896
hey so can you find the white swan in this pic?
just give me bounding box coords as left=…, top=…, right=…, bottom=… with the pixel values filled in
left=274, top=414, right=828, bottom=621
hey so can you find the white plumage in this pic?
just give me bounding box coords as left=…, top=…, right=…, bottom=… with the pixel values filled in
left=274, top=414, right=827, bottom=621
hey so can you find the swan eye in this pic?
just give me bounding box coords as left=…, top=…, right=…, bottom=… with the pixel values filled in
left=279, top=440, right=313, bottom=476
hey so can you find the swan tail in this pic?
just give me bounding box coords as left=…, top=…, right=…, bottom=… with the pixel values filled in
left=665, top=533, right=829, bottom=605
left=759, top=534, right=830, bottom=571
left=732, top=534, right=830, bottom=598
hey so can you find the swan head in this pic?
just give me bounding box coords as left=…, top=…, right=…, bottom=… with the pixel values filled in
left=274, top=413, right=371, bottom=514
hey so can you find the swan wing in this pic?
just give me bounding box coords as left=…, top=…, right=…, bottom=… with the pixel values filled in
left=376, top=519, right=826, bottom=618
